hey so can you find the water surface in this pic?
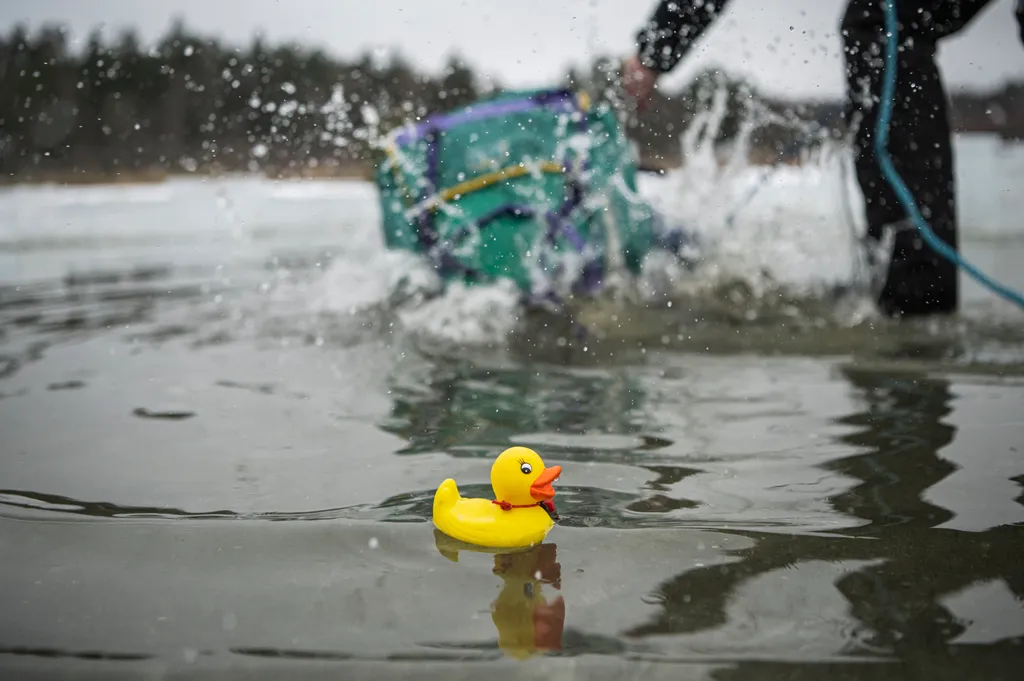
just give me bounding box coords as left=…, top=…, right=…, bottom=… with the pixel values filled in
left=2, top=141, right=1024, bottom=680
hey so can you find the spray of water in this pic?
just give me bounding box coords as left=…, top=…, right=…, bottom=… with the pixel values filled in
left=296, top=73, right=883, bottom=348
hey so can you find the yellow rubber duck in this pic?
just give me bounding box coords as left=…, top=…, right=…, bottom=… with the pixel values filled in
left=432, top=446, right=562, bottom=549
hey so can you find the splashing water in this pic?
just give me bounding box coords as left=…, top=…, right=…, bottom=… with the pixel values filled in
left=633, top=82, right=865, bottom=300
left=299, top=78, right=889, bottom=348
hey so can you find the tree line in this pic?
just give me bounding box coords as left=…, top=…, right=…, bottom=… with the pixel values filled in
left=0, top=20, right=484, bottom=182
left=0, top=21, right=1019, bottom=184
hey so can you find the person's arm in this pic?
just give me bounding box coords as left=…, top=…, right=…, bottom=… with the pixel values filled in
left=635, top=0, right=731, bottom=73
left=624, top=1, right=731, bottom=107
left=1017, top=0, right=1023, bottom=44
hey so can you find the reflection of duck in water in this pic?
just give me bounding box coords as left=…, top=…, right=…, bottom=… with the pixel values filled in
left=491, top=543, right=565, bottom=659
left=434, top=531, right=565, bottom=660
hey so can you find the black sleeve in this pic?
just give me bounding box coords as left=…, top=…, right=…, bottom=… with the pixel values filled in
left=635, top=0, right=731, bottom=73
left=1017, top=0, right=1023, bottom=44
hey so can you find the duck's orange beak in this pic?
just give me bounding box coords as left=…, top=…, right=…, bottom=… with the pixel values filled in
left=530, top=465, right=562, bottom=501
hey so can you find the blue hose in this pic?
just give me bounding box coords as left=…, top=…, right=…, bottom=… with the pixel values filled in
left=877, top=0, right=1024, bottom=310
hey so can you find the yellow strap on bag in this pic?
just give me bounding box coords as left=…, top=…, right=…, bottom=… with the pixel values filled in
left=438, top=161, right=564, bottom=203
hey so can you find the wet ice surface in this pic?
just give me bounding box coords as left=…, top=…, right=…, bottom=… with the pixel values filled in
left=1, top=137, right=1024, bottom=680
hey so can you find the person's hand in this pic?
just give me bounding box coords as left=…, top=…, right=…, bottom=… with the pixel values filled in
left=622, top=55, right=659, bottom=111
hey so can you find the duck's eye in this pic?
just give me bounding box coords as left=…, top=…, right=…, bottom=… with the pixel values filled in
left=520, top=463, right=532, bottom=475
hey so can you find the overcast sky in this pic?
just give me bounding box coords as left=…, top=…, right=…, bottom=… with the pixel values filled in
left=2, top=0, right=1022, bottom=98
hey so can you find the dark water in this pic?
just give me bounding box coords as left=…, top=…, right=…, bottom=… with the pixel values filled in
left=1, top=178, right=1024, bottom=680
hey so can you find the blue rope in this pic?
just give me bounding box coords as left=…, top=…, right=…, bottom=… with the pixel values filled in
left=877, top=0, right=1024, bottom=310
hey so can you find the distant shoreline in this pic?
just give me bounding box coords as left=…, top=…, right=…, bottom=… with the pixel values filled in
left=0, top=163, right=376, bottom=188
left=1, top=131, right=1015, bottom=189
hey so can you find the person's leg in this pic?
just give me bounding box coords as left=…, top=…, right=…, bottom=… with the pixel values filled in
left=840, top=0, right=996, bottom=317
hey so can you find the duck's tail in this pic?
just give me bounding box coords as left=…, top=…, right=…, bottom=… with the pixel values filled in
left=433, top=478, right=461, bottom=518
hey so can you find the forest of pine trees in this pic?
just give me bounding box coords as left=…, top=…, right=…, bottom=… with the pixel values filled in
left=0, top=21, right=486, bottom=182
left=1, top=21, right=1019, bottom=184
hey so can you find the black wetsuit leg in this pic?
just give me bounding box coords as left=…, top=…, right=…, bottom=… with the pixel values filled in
left=841, top=0, right=997, bottom=317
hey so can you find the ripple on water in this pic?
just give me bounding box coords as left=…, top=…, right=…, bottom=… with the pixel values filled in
left=0, top=489, right=378, bottom=523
